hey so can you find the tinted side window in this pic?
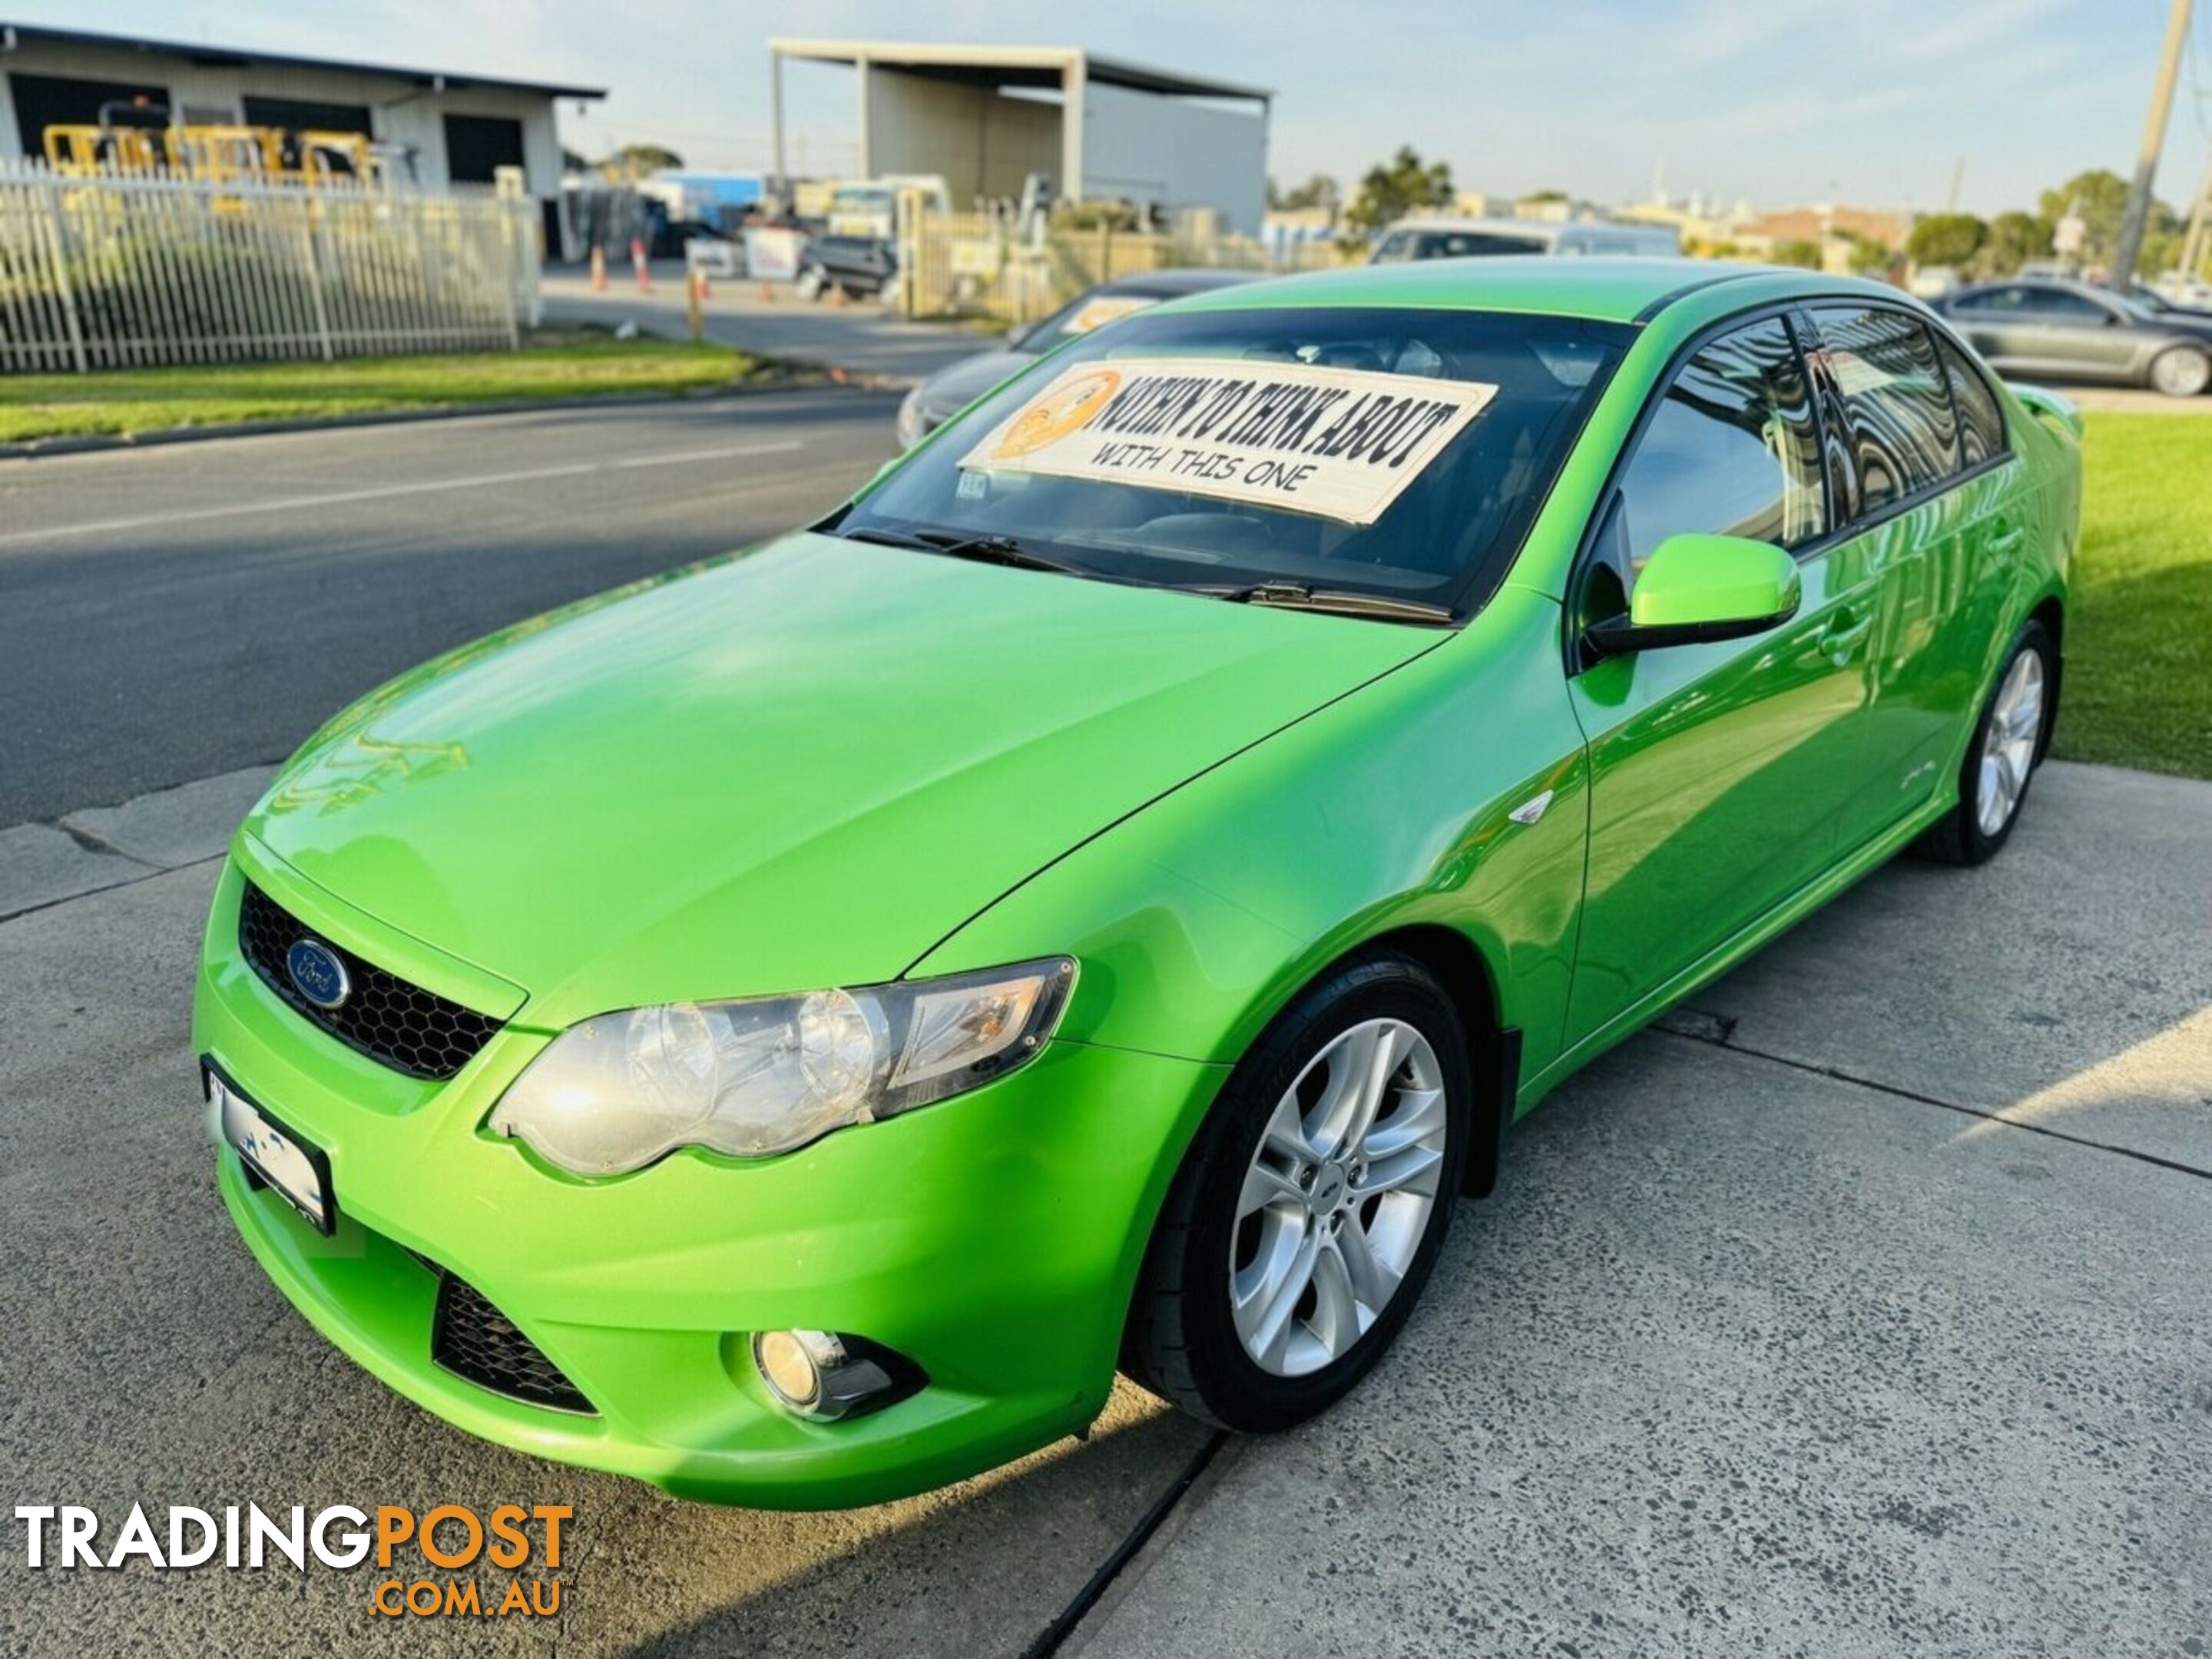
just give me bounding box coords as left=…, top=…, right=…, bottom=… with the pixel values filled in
left=1934, top=333, right=2007, bottom=466
left=1416, top=232, right=1546, bottom=258
left=2018, top=286, right=2109, bottom=322
left=1808, top=305, right=1959, bottom=510
left=1615, top=316, right=1827, bottom=579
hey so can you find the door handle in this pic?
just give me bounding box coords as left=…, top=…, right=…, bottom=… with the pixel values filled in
left=1820, top=608, right=1875, bottom=664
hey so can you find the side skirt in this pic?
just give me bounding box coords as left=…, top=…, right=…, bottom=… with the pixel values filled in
left=1512, top=793, right=1955, bottom=1116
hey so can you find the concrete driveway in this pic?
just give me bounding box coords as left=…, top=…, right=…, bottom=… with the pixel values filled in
left=4, top=754, right=2206, bottom=1657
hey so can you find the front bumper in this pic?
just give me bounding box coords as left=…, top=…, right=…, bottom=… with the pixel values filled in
left=194, top=854, right=1224, bottom=1508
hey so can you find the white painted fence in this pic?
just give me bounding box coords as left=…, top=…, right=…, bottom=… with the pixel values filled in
left=0, top=160, right=541, bottom=373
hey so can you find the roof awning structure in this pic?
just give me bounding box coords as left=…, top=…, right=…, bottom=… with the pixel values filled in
left=0, top=19, right=607, bottom=99
left=766, top=40, right=1271, bottom=105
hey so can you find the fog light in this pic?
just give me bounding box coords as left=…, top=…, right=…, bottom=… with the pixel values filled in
left=750, top=1329, right=922, bottom=1422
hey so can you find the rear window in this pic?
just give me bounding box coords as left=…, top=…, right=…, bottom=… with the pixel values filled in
left=839, top=306, right=1633, bottom=617
left=1808, top=305, right=1959, bottom=511
left=1934, top=333, right=2008, bottom=466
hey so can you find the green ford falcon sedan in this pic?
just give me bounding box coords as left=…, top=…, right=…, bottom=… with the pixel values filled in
left=195, top=259, right=2080, bottom=1508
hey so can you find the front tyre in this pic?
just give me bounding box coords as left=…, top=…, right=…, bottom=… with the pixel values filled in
left=1921, top=618, right=2055, bottom=866
left=1123, top=952, right=1472, bottom=1432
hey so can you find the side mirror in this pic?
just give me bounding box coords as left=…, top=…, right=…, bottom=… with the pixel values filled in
left=1584, top=533, right=1802, bottom=657
left=1004, top=322, right=1035, bottom=349
left=2008, top=382, right=2082, bottom=438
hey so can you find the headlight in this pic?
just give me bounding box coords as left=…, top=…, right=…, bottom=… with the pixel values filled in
left=895, top=386, right=939, bottom=449
left=488, top=959, right=1076, bottom=1175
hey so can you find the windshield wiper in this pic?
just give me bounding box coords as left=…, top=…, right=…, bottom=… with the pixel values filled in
left=1193, top=581, right=1456, bottom=626
left=835, top=525, right=1085, bottom=577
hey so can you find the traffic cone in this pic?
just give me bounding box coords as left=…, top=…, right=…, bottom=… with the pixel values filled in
left=590, top=246, right=607, bottom=292
left=758, top=278, right=773, bottom=303
left=630, top=237, right=651, bottom=292
left=694, top=267, right=711, bottom=300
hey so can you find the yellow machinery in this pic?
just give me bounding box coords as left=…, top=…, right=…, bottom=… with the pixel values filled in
left=161, top=125, right=285, bottom=184
left=43, top=119, right=409, bottom=191
left=41, top=124, right=159, bottom=174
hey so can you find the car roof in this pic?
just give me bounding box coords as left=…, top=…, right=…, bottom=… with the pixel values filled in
left=1156, top=256, right=1912, bottom=326
left=1099, top=268, right=1260, bottom=298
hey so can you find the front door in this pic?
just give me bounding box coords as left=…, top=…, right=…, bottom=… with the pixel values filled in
left=1951, top=283, right=2137, bottom=382
left=1563, top=314, right=1880, bottom=1046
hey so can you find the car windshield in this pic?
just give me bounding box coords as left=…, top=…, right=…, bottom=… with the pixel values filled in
left=1018, top=290, right=1166, bottom=355
left=836, top=305, right=1631, bottom=618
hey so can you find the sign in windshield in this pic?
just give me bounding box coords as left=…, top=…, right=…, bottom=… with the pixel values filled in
left=959, top=356, right=1498, bottom=525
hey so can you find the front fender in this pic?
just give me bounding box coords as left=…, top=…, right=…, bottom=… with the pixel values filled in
left=906, top=588, right=1591, bottom=1089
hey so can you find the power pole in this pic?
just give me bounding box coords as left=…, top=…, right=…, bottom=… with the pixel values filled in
left=2111, top=0, right=2193, bottom=286
left=2181, top=145, right=2212, bottom=279
left=1946, top=156, right=1966, bottom=214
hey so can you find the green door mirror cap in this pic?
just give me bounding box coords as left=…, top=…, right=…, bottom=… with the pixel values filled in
left=1587, top=533, right=1803, bottom=658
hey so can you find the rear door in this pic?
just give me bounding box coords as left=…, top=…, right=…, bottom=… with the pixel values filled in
left=1803, top=306, right=2028, bottom=814
left=1799, top=303, right=2017, bottom=839
left=1562, top=313, right=1879, bottom=1045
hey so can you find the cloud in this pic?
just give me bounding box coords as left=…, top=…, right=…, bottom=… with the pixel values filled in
left=5, top=0, right=2191, bottom=215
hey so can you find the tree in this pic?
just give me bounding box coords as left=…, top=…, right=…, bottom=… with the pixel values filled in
left=1846, top=235, right=1899, bottom=280
left=607, top=143, right=684, bottom=179
left=1770, top=238, right=1825, bottom=270
left=1342, top=146, right=1454, bottom=240
left=1268, top=173, right=1339, bottom=212
left=1906, top=213, right=1987, bottom=270
left=560, top=147, right=591, bottom=174
left=1977, top=210, right=2053, bottom=278
left=2037, top=168, right=2174, bottom=268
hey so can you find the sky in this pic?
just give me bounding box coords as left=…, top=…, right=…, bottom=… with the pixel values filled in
left=13, top=0, right=2212, bottom=217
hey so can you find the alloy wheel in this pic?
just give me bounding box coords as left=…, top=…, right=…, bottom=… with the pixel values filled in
left=1975, top=648, right=2045, bottom=837
left=1229, top=1018, right=1449, bottom=1378
left=2151, top=348, right=2212, bottom=398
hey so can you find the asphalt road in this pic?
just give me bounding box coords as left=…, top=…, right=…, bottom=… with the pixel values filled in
left=2, top=402, right=2208, bottom=1656
left=0, top=389, right=902, bottom=828
left=541, top=264, right=988, bottom=383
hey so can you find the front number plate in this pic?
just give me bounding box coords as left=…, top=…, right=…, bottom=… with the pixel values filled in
left=209, top=1065, right=335, bottom=1235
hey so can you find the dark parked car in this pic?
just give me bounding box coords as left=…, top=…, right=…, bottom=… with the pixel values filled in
left=1934, top=278, right=2212, bottom=397
left=796, top=236, right=896, bottom=301
left=896, top=268, right=1257, bottom=447
left=2128, top=283, right=2212, bottom=322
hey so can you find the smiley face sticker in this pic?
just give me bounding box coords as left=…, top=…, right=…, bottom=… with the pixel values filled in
left=992, top=368, right=1124, bottom=460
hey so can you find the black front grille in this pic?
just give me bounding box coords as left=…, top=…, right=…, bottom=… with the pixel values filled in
left=237, top=882, right=503, bottom=1081
left=432, top=1273, right=594, bottom=1414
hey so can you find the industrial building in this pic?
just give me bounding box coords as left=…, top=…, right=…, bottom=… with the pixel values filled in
left=0, top=20, right=602, bottom=244
left=767, top=39, right=1271, bottom=233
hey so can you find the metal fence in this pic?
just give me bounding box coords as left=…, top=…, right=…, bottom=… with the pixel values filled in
left=0, top=159, right=541, bottom=373
left=895, top=203, right=1352, bottom=324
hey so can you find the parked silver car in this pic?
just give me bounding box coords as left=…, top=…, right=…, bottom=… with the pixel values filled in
left=896, top=269, right=1257, bottom=447
left=1934, top=277, right=2212, bottom=397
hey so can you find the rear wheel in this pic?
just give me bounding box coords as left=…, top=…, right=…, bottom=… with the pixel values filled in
left=1920, top=620, right=2054, bottom=866
left=2148, top=345, right=2211, bottom=399
left=1122, top=952, right=1472, bottom=1432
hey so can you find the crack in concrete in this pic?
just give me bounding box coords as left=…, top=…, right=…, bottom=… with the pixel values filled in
left=1025, top=1431, right=1227, bottom=1659
left=1657, top=1019, right=2212, bottom=1183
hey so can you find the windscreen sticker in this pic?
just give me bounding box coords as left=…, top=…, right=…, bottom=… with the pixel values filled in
left=1063, top=294, right=1158, bottom=335
left=956, top=356, right=1498, bottom=525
